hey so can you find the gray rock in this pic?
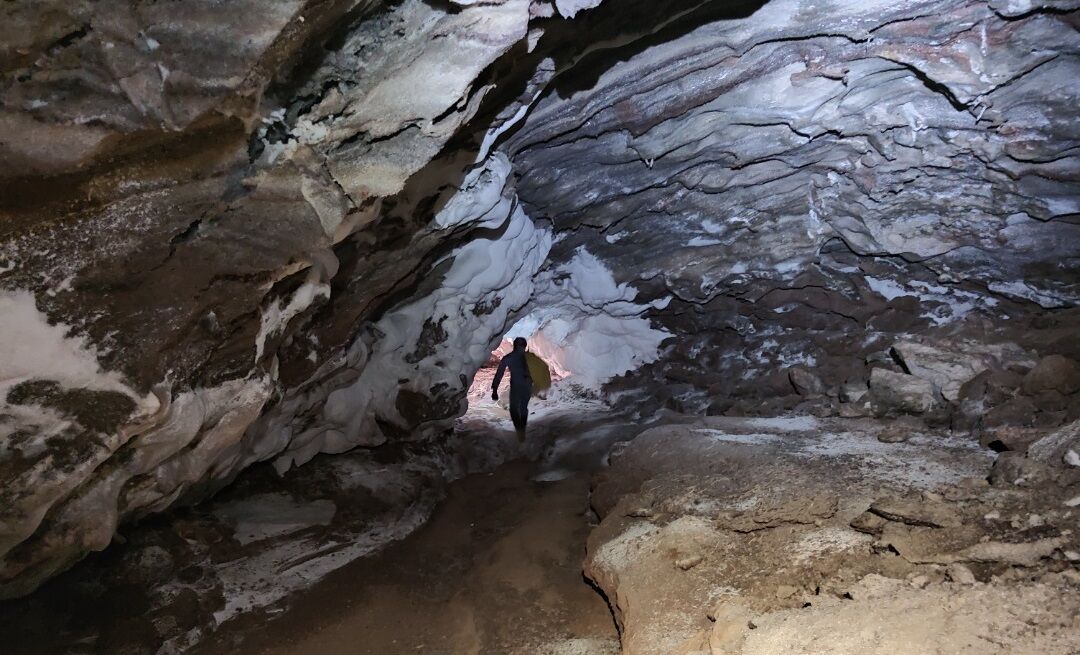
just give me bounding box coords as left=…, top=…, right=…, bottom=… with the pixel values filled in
left=892, top=339, right=1033, bottom=403
left=869, top=368, right=941, bottom=416
left=946, top=563, right=977, bottom=585
left=1028, top=420, right=1080, bottom=466
left=789, top=367, right=826, bottom=396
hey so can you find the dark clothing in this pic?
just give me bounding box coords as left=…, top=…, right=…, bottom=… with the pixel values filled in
left=508, top=381, right=531, bottom=431
left=493, top=350, right=532, bottom=431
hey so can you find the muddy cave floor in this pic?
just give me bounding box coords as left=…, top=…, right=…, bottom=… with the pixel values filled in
left=2, top=391, right=1079, bottom=655
left=193, top=409, right=629, bottom=655
left=0, top=395, right=632, bottom=655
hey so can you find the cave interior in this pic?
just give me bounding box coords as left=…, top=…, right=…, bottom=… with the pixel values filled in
left=0, top=0, right=1079, bottom=653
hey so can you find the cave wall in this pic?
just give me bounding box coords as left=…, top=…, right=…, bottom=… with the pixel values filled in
left=0, top=0, right=571, bottom=598
left=1, top=0, right=1078, bottom=597
left=505, top=0, right=1080, bottom=416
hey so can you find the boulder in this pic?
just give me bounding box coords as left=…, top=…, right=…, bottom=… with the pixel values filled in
left=988, top=452, right=1053, bottom=487
left=957, top=369, right=1021, bottom=408
left=869, top=368, right=940, bottom=415
left=788, top=367, right=826, bottom=396
left=956, top=368, right=1023, bottom=430
left=892, top=339, right=1034, bottom=403
left=1030, top=390, right=1071, bottom=413
left=983, top=396, right=1039, bottom=428
left=1022, top=355, right=1080, bottom=396
left=839, top=381, right=869, bottom=404
left=755, top=370, right=802, bottom=398
left=1028, top=419, right=1080, bottom=467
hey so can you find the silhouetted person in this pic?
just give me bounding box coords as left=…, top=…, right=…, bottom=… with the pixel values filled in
left=492, top=337, right=532, bottom=439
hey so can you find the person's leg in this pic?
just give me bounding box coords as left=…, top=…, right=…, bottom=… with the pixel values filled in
left=509, top=399, right=524, bottom=430
left=509, top=383, right=530, bottom=438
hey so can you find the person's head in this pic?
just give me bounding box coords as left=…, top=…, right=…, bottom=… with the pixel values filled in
left=513, top=337, right=527, bottom=351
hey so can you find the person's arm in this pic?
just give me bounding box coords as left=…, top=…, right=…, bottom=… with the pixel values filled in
left=491, top=356, right=509, bottom=400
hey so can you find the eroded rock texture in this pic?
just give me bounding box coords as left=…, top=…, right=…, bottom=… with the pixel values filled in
left=1, top=0, right=1078, bottom=598
left=584, top=417, right=1080, bottom=654
left=506, top=0, right=1080, bottom=416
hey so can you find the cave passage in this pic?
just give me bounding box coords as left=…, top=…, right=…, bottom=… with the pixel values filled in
left=1, top=0, right=1079, bottom=653
left=191, top=411, right=637, bottom=655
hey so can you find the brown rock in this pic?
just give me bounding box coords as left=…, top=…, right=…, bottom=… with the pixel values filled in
left=869, top=494, right=961, bottom=528
left=978, top=426, right=1046, bottom=453
left=1031, top=390, right=1071, bottom=413
left=789, top=367, right=826, bottom=396
left=988, top=452, right=1051, bottom=487
left=838, top=402, right=871, bottom=418
left=720, top=494, right=838, bottom=532
left=983, top=395, right=1039, bottom=428
left=1022, top=355, right=1080, bottom=396
left=957, top=537, right=1067, bottom=566
left=850, top=510, right=888, bottom=535
left=877, top=424, right=913, bottom=443
left=759, top=370, right=800, bottom=398
left=708, top=602, right=752, bottom=655
left=958, top=368, right=1022, bottom=407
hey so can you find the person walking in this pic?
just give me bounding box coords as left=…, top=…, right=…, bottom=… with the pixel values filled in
left=492, top=337, right=532, bottom=439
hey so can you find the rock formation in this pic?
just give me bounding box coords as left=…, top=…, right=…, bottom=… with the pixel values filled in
left=584, top=416, right=1080, bottom=654
left=1, top=0, right=1077, bottom=611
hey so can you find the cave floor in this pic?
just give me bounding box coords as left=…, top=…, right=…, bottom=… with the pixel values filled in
left=195, top=461, right=619, bottom=655
left=3, top=404, right=1078, bottom=655
left=193, top=401, right=634, bottom=655
left=0, top=392, right=636, bottom=655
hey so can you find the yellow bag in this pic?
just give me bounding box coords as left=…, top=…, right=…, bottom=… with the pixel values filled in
left=525, top=352, right=551, bottom=396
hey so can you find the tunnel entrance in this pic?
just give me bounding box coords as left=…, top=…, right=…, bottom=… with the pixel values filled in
left=465, top=320, right=577, bottom=433
left=461, top=243, right=674, bottom=434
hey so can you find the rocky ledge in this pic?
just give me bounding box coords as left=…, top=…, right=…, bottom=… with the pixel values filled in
left=585, top=416, right=1080, bottom=654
